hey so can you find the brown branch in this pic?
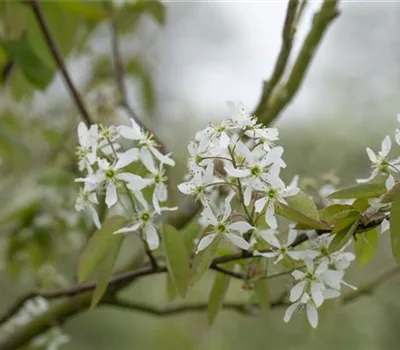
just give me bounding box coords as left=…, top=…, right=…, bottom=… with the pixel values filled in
left=254, top=0, right=300, bottom=121
left=28, top=0, right=93, bottom=126
left=257, top=0, right=340, bottom=126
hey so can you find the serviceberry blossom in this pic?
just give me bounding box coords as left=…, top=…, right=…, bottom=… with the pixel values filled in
left=196, top=193, right=253, bottom=253
left=254, top=229, right=319, bottom=264
left=357, top=136, right=400, bottom=185
left=114, top=192, right=177, bottom=250
left=75, top=113, right=176, bottom=248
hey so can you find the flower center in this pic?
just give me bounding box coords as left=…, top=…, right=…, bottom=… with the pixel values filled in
left=251, top=166, right=261, bottom=177
left=217, top=223, right=227, bottom=233
left=141, top=212, right=151, bottom=222
left=154, top=174, right=161, bottom=183
left=105, top=169, right=116, bottom=179
left=379, top=161, right=389, bottom=173
left=267, top=188, right=277, bottom=199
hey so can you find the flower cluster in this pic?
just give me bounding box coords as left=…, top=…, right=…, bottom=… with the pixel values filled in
left=75, top=111, right=176, bottom=250
left=179, top=102, right=296, bottom=252
left=178, top=103, right=358, bottom=328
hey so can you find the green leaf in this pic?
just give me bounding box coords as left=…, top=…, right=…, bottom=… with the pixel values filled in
left=58, top=1, right=110, bottom=20
left=91, top=235, right=124, bottom=309
left=166, top=273, right=178, bottom=302
left=286, top=191, right=320, bottom=221
left=328, top=183, right=385, bottom=200
left=132, top=0, right=166, bottom=25
left=191, top=235, right=221, bottom=287
left=208, top=272, right=231, bottom=325
left=254, top=279, right=270, bottom=311
left=162, top=224, right=191, bottom=298
left=390, top=189, right=400, bottom=265
left=77, top=216, right=126, bottom=282
left=275, top=203, right=329, bottom=230
left=329, top=219, right=359, bottom=253
left=352, top=198, right=370, bottom=213
left=2, top=36, right=53, bottom=89
left=354, top=228, right=378, bottom=267
left=321, top=204, right=356, bottom=224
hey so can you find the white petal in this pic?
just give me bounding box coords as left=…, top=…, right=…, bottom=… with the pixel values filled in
left=286, top=229, right=298, bottom=246
left=283, top=302, right=299, bottom=323
left=144, top=224, right=159, bottom=250
left=223, top=191, right=235, bottom=221
left=310, top=282, right=324, bottom=307
left=106, top=182, right=118, bottom=208
left=243, top=185, right=252, bottom=206
left=201, top=206, right=218, bottom=226
left=395, top=129, right=400, bottom=146
left=219, top=132, right=230, bottom=148
left=156, top=183, right=168, bottom=201
left=150, top=146, right=175, bottom=166
left=88, top=206, right=101, bottom=229
left=118, top=125, right=141, bottom=140
left=121, top=173, right=152, bottom=190
left=366, top=147, right=377, bottom=163
left=254, top=197, right=268, bottom=213
left=386, top=174, right=395, bottom=191
left=228, top=221, right=253, bottom=233
left=140, top=147, right=156, bottom=173
left=178, top=181, right=195, bottom=195
left=253, top=250, right=278, bottom=259
left=381, top=135, right=392, bottom=157
left=115, top=148, right=139, bottom=169
left=323, top=288, right=341, bottom=299
left=258, top=230, right=281, bottom=248
left=224, top=163, right=250, bottom=178
left=225, top=233, right=251, bottom=250
left=265, top=202, right=277, bottom=229
left=78, top=122, right=88, bottom=146
left=196, top=233, right=218, bottom=253
left=306, top=302, right=318, bottom=328
left=292, top=270, right=305, bottom=280
left=381, top=218, right=390, bottom=233
left=114, top=222, right=141, bottom=234
left=290, top=281, right=306, bottom=302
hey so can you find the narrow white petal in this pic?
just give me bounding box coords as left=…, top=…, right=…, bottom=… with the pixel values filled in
left=310, top=282, right=324, bottom=307
left=88, top=206, right=101, bottom=229
left=114, top=223, right=141, bottom=234
left=366, top=147, right=377, bottom=163
left=254, top=197, right=268, bottom=213
left=283, top=303, right=299, bottom=323
left=381, top=135, right=392, bottom=157
left=265, top=202, right=277, bottom=229
left=118, top=125, right=142, bottom=140
left=196, top=233, right=218, bottom=253
left=306, top=302, right=318, bottom=328
left=77, top=122, right=88, bottom=146
left=253, top=251, right=278, bottom=259
left=225, top=233, right=251, bottom=250
left=224, top=163, right=250, bottom=178
left=106, top=182, right=118, bottom=208
left=201, top=206, right=218, bottom=226
left=178, top=182, right=195, bottom=195
left=395, top=129, right=400, bottom=146
left=151, top=146, right=175, bottom=166
left=286, top=229, right=298, bottom=246
left=145, top=224, right=159, bottom=250
left=115, top=148, right=139, bottom=169
left=140, top=147, right=156, bottom=173
left=386, top=174, right=395, bottom=191
left=228, top=221, right=253, bottom=233
left=243, top=185, right=252, bottom=206
left=290, top=281, right=306, bottom=302
left=219, top=132, right=230, bottom=148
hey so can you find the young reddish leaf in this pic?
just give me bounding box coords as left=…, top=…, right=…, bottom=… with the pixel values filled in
left=162, top=224, right=191, bottom=298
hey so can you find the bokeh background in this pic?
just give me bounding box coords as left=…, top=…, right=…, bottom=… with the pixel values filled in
left=1, top=1, right=400, bottom=349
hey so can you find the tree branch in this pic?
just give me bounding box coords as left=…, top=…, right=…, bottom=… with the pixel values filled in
left=256, top=0, right=339, bottom=126
left=254, top=0, right=300, bottom=120
left=28, top=0, right=93, bottom=126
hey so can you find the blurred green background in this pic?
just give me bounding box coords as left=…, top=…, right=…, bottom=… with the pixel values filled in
left=1, top=1, right=400, bottom=349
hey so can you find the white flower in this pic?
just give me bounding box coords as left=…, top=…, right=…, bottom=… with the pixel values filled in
left=187, top=141, right=212, bottom=174
left=254, top=169, right=299, bottom=228
left=357, top=136, right=400, bottom=183
left=226, top=101, right=257, bottom=130
left=254, top=229, right=319, bottom=263
left=114, top=193, right=177, bottom=250
left=196, top=193, right=253, bottom=253
left=178, top=162, right=215, bottom=204
left=118, top=119, right=175, bottom=166
left=284, top=292, right=319, bottom=329
left=76, top=158, right=150, bottom=208
left=76, top=122, right=98, bottom=171
left=395, top=114, right=400, bottom=146
left=74, top=187, right=101, bottom=229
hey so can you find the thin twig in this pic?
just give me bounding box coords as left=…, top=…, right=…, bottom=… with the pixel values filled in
left=29, top=0, right=93, bottom=126
left=257, top=0, right=340, bottom=126
left=254, top=0, right=300, bottom=119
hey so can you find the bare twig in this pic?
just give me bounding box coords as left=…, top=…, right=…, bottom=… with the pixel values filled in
left=28, top=0, right=93, bottom=126
left=256, top=0, right=340, bottom=126
left=254, top=0, right=300, bottom=119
